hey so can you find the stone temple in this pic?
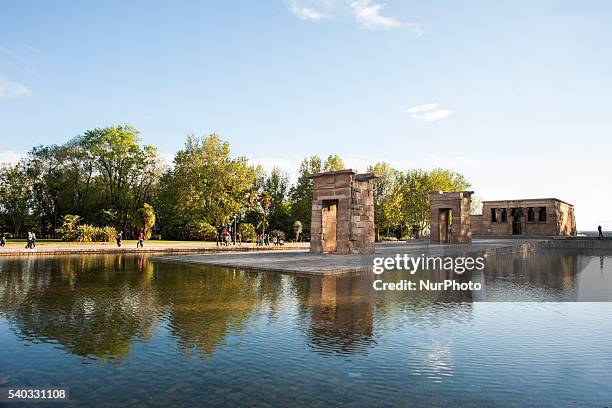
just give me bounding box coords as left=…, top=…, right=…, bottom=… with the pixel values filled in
left=429, top=191, right=474, bottom=244
left=471, top=198, right=576, bottom=236
left=430, top=192, right=577, bottom=243
left=309, top=170, right=377, bottom=254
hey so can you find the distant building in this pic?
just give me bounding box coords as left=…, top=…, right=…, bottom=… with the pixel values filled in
left=471, top=198, right=576, bottom=237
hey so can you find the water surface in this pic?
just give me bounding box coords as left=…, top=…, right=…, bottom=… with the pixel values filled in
left=1, top=251, right=611, bottom=407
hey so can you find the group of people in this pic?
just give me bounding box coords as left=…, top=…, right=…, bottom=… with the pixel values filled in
left=257, top=232, right=284, bottom=247
left=115, top=231, right=145, bottom=248
left=24, top=231, right=36, bottom=249
left=216, top=230, right=241, bottom=246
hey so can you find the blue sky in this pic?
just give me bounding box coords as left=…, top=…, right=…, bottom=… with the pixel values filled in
left=1, top=0, right=611, bottom=229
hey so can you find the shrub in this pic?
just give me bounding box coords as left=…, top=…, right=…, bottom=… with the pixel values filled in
left=186, top=221, right=217, bottom=241
left=238, top=223, right=257, bottom=242
left=56, top=214, right=82, bottom=241
left=381, top=236, right=398, bottom=242
left=134, top=203, right=156, bottom=239
left=96, top=226, right=117, bottom=242
left=56, top=216, right=117, bottom=242
left=75, top=224, right=97, bottom=242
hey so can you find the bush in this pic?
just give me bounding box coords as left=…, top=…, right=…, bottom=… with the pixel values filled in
left=134, top=203, right=156, bottom=239
left=75, top=224, right=97, bottom=242
left=96, top=226, right=118, bottom=242
left=56, top=214, right=82, bottom=241
left=238, top=223, right=257, bottom=242
left=186, top=221, right=217, bottom=241
left=381, top=236, right=398, bottom=241
left=56, top=216, right=117, bottom=242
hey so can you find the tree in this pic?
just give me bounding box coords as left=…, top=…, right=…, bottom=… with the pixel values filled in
left=323, top=154, right=346, bottom=171
left=134, top=203, right=156, bottom=239
left=0, top=163, right=32, bottom=236
left=368, top=162, right=403, bottom=240
left=259, top=192, right=272, bottom=235
left=264, top=167, right=292, bottom=235
left=156, top=134, right=258, bottom=238
left=399, top=169, right=471, bottom=236
left=289, top=156, right=322, bottom=235
left=77, top=125, right=161, bottom=231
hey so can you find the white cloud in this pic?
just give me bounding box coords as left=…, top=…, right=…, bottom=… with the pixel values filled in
left=0, top=150, right=24, bottom=165
left=413, top=109, right=453, bottom=122
left=0, top=78, right=31, bottom=98
left=286, top=0, right=422, bottom=34
left=405, top=103, right=439, bottom=114
left=289, top=0, right=328, bottom=21
left=350, top=0, right=400, bottom=29
left=405, top=103, right=452, bottom=122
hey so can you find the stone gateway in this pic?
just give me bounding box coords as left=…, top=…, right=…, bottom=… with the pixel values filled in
left=309, top=170, right=377, bottom=254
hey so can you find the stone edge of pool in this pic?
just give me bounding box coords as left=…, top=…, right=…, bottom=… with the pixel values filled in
left=150, top=238, right=612, bottom=276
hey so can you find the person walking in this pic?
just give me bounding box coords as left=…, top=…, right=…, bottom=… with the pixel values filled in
left=31, top=232, right=36, bottom=248
left=137, top=231, right=144, bottom=248
left=216, top=231, right=220, bottom=246
left=25, top=231, right=32, bottom=249
left=236, top=232, right=242, bottom=246
left=598, top=225, right=604, bottom=238
left=0, top=233, right=6, bottom=247
left=116, top=231, right=123, bottom=247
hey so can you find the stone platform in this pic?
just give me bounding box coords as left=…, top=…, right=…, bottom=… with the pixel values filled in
left=153, top=238, right=548, bottom=276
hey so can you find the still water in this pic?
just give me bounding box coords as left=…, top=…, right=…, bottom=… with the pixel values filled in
left=1, top=251, right=612, bottom=407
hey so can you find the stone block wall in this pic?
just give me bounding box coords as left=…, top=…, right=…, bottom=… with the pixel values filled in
left=309, top=170, right=376, bottom=254
left=473, top=198, right=576, bottom=236
left=429, top=191, right=473, bottom=244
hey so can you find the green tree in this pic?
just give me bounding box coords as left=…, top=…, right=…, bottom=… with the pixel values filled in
left=134, top=203, right=156, bottom=239
left=264, top=167, right=292, bottom=235
left=77, top=125, right=161, bottom=231
left=368, top=162, right=403, bottom=240
left=289, top=155, right=322, bottom=235
left=0, top=163, right=32, bottom=236
left=156, top=134, right=258, bottom=238
left=399, top=169, right=471, bottom=236
left=323, top=154, right=346, bottom=171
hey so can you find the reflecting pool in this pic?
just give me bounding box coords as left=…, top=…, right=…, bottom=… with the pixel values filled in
left=1, top=250, right=612, bottom=407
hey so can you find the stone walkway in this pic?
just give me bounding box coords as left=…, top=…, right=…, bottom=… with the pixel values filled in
left=153, top=239, right=547, bottom=275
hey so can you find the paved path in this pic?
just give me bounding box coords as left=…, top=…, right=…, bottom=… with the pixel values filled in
left=0, top=242, right=309, bottom=256
left=154, top=239, right=546, bottom=275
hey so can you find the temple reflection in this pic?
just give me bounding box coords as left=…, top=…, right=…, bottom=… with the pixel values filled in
left=304, top=274, right=376, bottom=356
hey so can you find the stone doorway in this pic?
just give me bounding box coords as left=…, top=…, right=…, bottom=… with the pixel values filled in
left=438, top=208, right=452, bottom=243
left=511, top=208, right=523, bottom=235
left=322, top=199, right=338, bottom=253
left=512, top=212, right=522, bottom=235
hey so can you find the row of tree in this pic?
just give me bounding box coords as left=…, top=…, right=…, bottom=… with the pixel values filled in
left=0, top=125, right=471, bottom=241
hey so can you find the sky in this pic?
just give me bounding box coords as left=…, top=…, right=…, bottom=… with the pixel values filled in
left=1, top=0, right=611, bottom=229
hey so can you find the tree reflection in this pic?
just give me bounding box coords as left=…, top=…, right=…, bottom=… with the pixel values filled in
left=0, top=255, right=159, bottom=364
